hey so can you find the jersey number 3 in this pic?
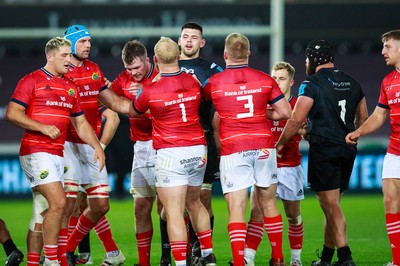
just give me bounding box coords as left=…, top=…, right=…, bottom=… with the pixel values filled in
left=237, top=95, right=254, bottom=118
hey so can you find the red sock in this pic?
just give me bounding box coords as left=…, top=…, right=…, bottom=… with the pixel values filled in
left=27, top=252, right=41, bottom=266
left=67, top=214, right=96, bottom=252
left=288, top=222, right=304, bottom=250
left=136, top=229, right=153, bottom=266
left=58, top=228, right=68, bottom=266
left=386, top=213, right=400, bottom=265
left=68, top=216, right=79, bottom=237
left=264, top=215, right=284, bottom=260
left=170, top=241, right=187, bottom=263
left=196, top=229, right=213, bottom=250
left=245, top=220, right=264, bottom=251
left=43, top=245, right=58, bottom=262
left=94, top=216, right=118, bottom=252
left=228, top=222, right=246, bottom=266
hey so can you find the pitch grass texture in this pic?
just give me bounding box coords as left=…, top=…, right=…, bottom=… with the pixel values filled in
left=0, top=193, right=390, bottom=266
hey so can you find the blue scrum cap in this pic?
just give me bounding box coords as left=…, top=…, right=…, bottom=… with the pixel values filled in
left=64, top=25, right=91, bottom=55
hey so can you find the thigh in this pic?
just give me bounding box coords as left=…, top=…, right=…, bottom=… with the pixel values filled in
left=308, top=142, right=354, bottom=192
left=20, top=152, right=64, bottom=188
left=131, top=141, right=156, bottom=198
left=277, top=165, right=305, bottom=200
left=254, top=148, right=278, bottom=188
left=155, top=145, right=206, bottom=188
left=78, top=143, right=109, bottom=186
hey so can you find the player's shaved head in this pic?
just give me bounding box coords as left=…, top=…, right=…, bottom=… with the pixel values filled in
left=224, top=33, right=250, bottom=60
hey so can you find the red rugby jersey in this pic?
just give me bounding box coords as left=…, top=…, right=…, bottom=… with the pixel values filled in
left=270, top=96, right=302, bottom=167
left=378, top=70, right=400, bottom=155
left=11, top=68, right=82, bottom=156
left=203, top=65, right=284, bottom=155
left=64, top=59, right=107, bottom=143
left=112, top=64, right=158, bottom=141
left=133, top=71, right=206, bottom=149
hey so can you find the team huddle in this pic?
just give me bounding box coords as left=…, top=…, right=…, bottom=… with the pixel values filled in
left=4, top=21, right=400, bottom=266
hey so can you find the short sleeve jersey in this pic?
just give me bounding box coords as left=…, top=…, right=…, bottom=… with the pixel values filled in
left=179, top=58, right=223, bottom=132
left=112, top=64, right=158, bottom=141
left=271, top=96, right=302, bottom=167
left=203, top=65, right=285, bottom=156
left=133, top=71, right=206, bottom=149
left=377, top=70, right=400, bottom=155
left=298, top=68, right=365, bottom=146
left=64, top=59, right=107, bottom=143
left=11, top=68, right=83, bottom=156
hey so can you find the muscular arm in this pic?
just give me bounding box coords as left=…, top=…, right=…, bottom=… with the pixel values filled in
left=99, top=108, right=120, bottom=148
left=6, top=101, right=60, bottom=139
left=276, top=95, right=313, bottom=151
left=99, top=88, right=132, bottom=114
left=70, top=115, right=105, bottom=171
left=354, top=97, right=369, bottom=129
left=266, top=97, right=291, bottom=121
left=345, top=105, right=388, bottom=144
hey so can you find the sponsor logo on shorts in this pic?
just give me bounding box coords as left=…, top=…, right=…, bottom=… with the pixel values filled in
left=239, top=150, right=258, bottom=158
left=64, top=166, right=69, bottom=173
left=271, top=173, right=277, bottom=180
left=39, top=170, right=49, bottom=179
left=258, top=149, right=270, bottom=160
left=180, top=156, right=203, bottom=169
left=297, top=189, right=304, bottom=196
left=163, top=177, right=170, bottom=183
left=197, top=155, right=207, bottom=169
left=226, top=181, right=234, bottom=188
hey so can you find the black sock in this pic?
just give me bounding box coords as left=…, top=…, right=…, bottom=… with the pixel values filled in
left=160, top=218, right=170, bottom=259
left=337, top=246, right=352, bottom=262
left=320, top=245, right=335, bottom=262
left=3, top=239, right=17, bottom=256
left=78, top=233, right=91, bottom=253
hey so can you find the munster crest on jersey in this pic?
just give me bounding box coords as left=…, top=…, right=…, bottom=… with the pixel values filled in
left=68, top=88, right=75, bottom=96
left=92, top=72, right=99, bottom=81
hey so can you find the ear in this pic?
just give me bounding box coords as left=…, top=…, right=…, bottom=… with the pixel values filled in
left=247, top=50, right=251, bottom=57
left=178, top=37, right=182, bottom=46
left=153, top=55, right=157, bottom=64
left=200, top=38, right=206, bottom=48
left=290, top=79, right=295, bottom=87
left=223, top=51, right=228, bottom=60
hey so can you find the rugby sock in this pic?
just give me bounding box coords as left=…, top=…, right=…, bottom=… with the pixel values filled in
left=58, top=228, right=68, bottom=266
left=288, top=222, right=304, bottom=261
left=27, top=252, right=40, bottom=266
left=228, top=222, right=246, bottom=266
left=94, top=216, right=118, bottom=252
left=67, top=214, right=96, bottom=252
left=68, top=216, right=79, bottom=237
left=337, top=246, right=352, bottom=262
left=170, top=241, right=187, bottom=265
left=43, top=245, right=58, bottom=262
left=78, top=232, right=91, bottom=253
left=196, top=229, right=213, bottom=257
left=3, top=239, right=17, bottom=256
left=386, top=213, right=400, bottom=265
left=264, top=215, right=284, bottom=260
left=159, top=218, right=171, bottom=259
left=245, top=220, right=264, bottom=251
left=136, top=229, right=153, bottom=266
left=320, top=245, right=335, bottom=262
